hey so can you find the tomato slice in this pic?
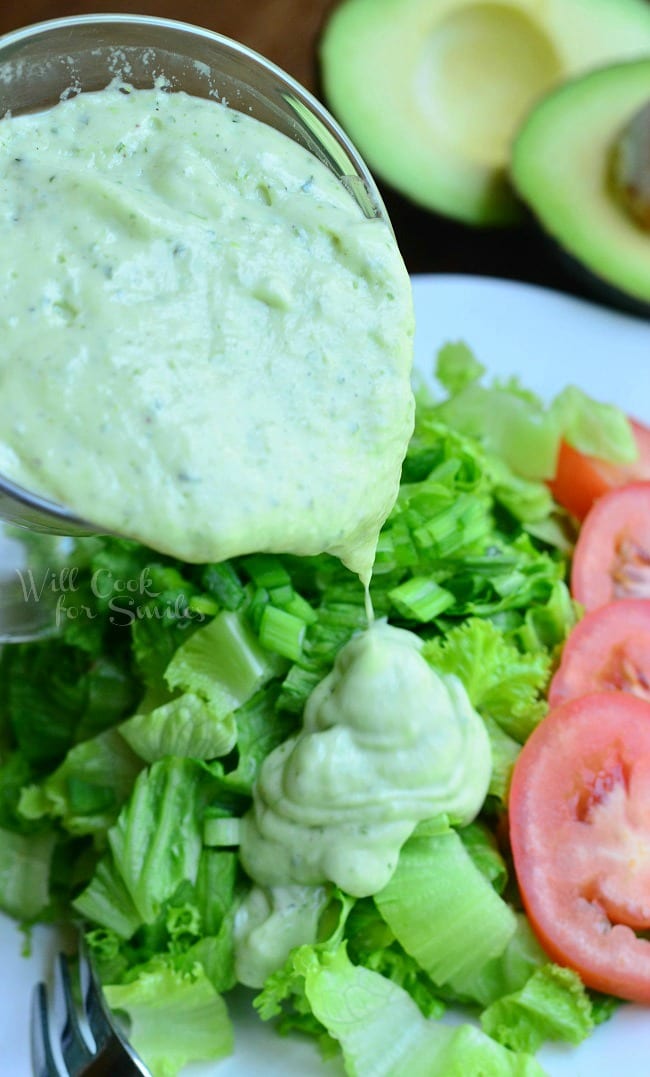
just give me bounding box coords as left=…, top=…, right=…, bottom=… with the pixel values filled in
left=549, top=599, right=650, bottom=707
left=548, top=417, right=650, bottom=521
left=509, top=692, right=650, bottom=1003
left=570, top=482, right=650, bottom=612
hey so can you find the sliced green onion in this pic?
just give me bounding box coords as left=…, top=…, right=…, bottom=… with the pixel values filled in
left=403, top=490, right=451, bottom=530
left=200, top=561, right=246, bottom=610
left=279, top=590, right=318, bottom=625
left=246, top=586, right=270, bottom=633
left=413, top=496, right=491, bottom=558
left=268, top=583, right=295, bottom=607
left=203, top=816, right=241, bottom=848
left=388, top=576, right=455, bottom=621
left=188, top=594, right=220, bottom=617
left=259, top=605, right=306, bottom=662
left=277, top=664, right=324, bottom=713
left=242, top=554, right=291, bottom=591
left=318, top=602, right=368, bottom=629
left=303, top=621, right=356, bottom=665
left=389, top=521, right=420, bottom=567
left=372, top=531, right=395, bottom=570
left=400, top=446, right=441, bottom=484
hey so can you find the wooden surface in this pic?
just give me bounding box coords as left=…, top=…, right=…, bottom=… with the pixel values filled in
left=0, top=1, right=603, bottom=299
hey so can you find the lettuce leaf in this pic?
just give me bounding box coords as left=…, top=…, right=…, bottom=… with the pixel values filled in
left=209, top=684, right=296, bottom=795
left=75, top=758, right=222, bottom=928
left=103, top=956, right=233, bottom=1077
left=165, top=609, right=285, bottom=710
left=120, top=693, right=236, bottom=764
left=421, top=618, right=550, bottom=742
left=449, top=915, right=547, bottom=1007
left=481, top=964, right=596, bottom=1054
left=374, top=821, right=516, bottom=990
left=18, top=728, right=143, bottom=835
left=280, top=943, right=545, bottom=1076
left=1, top=642, right=138, bottom=769
left=432, top=345, right=636, bottom=480
left=345, top=898, right=446, bottom=1020
left=0, top=825, right=56, bottom=920
left=74, top=855, right=143, bottom=938
left=0, top=751, right=40, bottom=833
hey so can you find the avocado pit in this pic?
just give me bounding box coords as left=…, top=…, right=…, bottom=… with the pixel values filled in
left=612, top=99, right=650, bottom=230
left=416, top=3, right=562, bottom=167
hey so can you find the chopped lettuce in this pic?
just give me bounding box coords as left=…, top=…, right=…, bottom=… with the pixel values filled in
left=553, top=384, right=637, bottom=463
left=165, top=609, right=285, bottom=709
left=18, top=728, right=143, bottom=834
left=103, top=956, right=233, bottom=1077
left=0, top=826, right=56, bottom=920
left=459, top=821, right=509, bottom=895
left=452, top=915, right=548, bottom=1009
left=374, top=821, right=517, bottom=991
left=482, top=715, right=522, bottom=805
left=271, top=943, right=545, bottom=1076
left=1, top=640, right=138, bottom=769
left=433, top=342, right=637, bottom=480
left=481, top=964, right=596, bottom=1054
left=0, top=342, right=625, bottom=1075
left=344, top=898, right=446, bottom=1021
left=120, top=693, right=237, bottom=763
left=100, top=758, right=216, bottom=925
left=209, top=684, right=296, bottom=795
left=421, top=618, right=551, bottom=743
left=74, top=856, right=142, bottom=938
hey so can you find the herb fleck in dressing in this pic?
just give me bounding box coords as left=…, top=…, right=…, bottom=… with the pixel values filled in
left=0, top=85, right=414, bottom=582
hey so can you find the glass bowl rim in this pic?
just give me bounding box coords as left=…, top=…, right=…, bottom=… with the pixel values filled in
left=0, top=11, right=390, bottom=536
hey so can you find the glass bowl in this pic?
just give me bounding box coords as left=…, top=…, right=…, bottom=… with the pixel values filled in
left=0, top=12, right=393, bottom=639
left=0, top=12, right=389, bottom=538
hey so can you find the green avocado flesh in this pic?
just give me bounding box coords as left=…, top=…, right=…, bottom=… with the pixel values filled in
left=511, top=60, right=650, bottom=309
left=320, top=0, right=650, bottom=225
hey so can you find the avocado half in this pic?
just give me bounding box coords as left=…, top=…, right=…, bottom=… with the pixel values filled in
left=511, top=60, right=650, bottom=316
left=320, top=0, right=650, bottom=226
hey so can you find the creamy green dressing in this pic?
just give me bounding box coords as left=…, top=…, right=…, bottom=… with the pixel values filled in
left=0, top=84, right=414, bottom=581
left=234, top=883, right=329, bottom=989
left=239, top=622, right=492, bottom=898
left=0, top=83, right=491, bottom=907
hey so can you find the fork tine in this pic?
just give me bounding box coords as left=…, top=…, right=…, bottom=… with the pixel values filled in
left=30, top=981, right=63, bottom=1077
left=79, top=942, right=152, bottom=1077
left=78, top=943, right=115, bottom=1053
left=54, top=952, right=95, bottom=1074
left=31, top=942, right=151, bottom=1077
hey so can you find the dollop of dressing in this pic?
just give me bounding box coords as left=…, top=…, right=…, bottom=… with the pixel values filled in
left=0, top=85, right=414, bottom=580
left=239, top=622, right=492, bottom=897
left=234, top=883, right=329, bottom=989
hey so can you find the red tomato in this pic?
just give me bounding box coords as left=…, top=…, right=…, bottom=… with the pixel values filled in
left=549, top=599, right=650, bottom=707
left=548, top=417, right=650, bottom=521
left=509, top=691, right=650, bottom=1003
left=571, top=482, right=650, bottom=612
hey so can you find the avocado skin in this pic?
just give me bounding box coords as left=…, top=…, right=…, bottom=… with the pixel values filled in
left=539, top=229, right=650, bottom=321
left=511, top=59, right=650, bottom=319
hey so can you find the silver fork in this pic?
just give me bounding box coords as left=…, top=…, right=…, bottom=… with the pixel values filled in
left=31, top=943, right=151, bottom=1077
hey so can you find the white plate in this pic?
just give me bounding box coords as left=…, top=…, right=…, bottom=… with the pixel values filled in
left=2, top=274, right=649, bottom=1077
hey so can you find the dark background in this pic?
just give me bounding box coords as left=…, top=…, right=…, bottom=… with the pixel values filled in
left=0, top=0, right=623, bottom=303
